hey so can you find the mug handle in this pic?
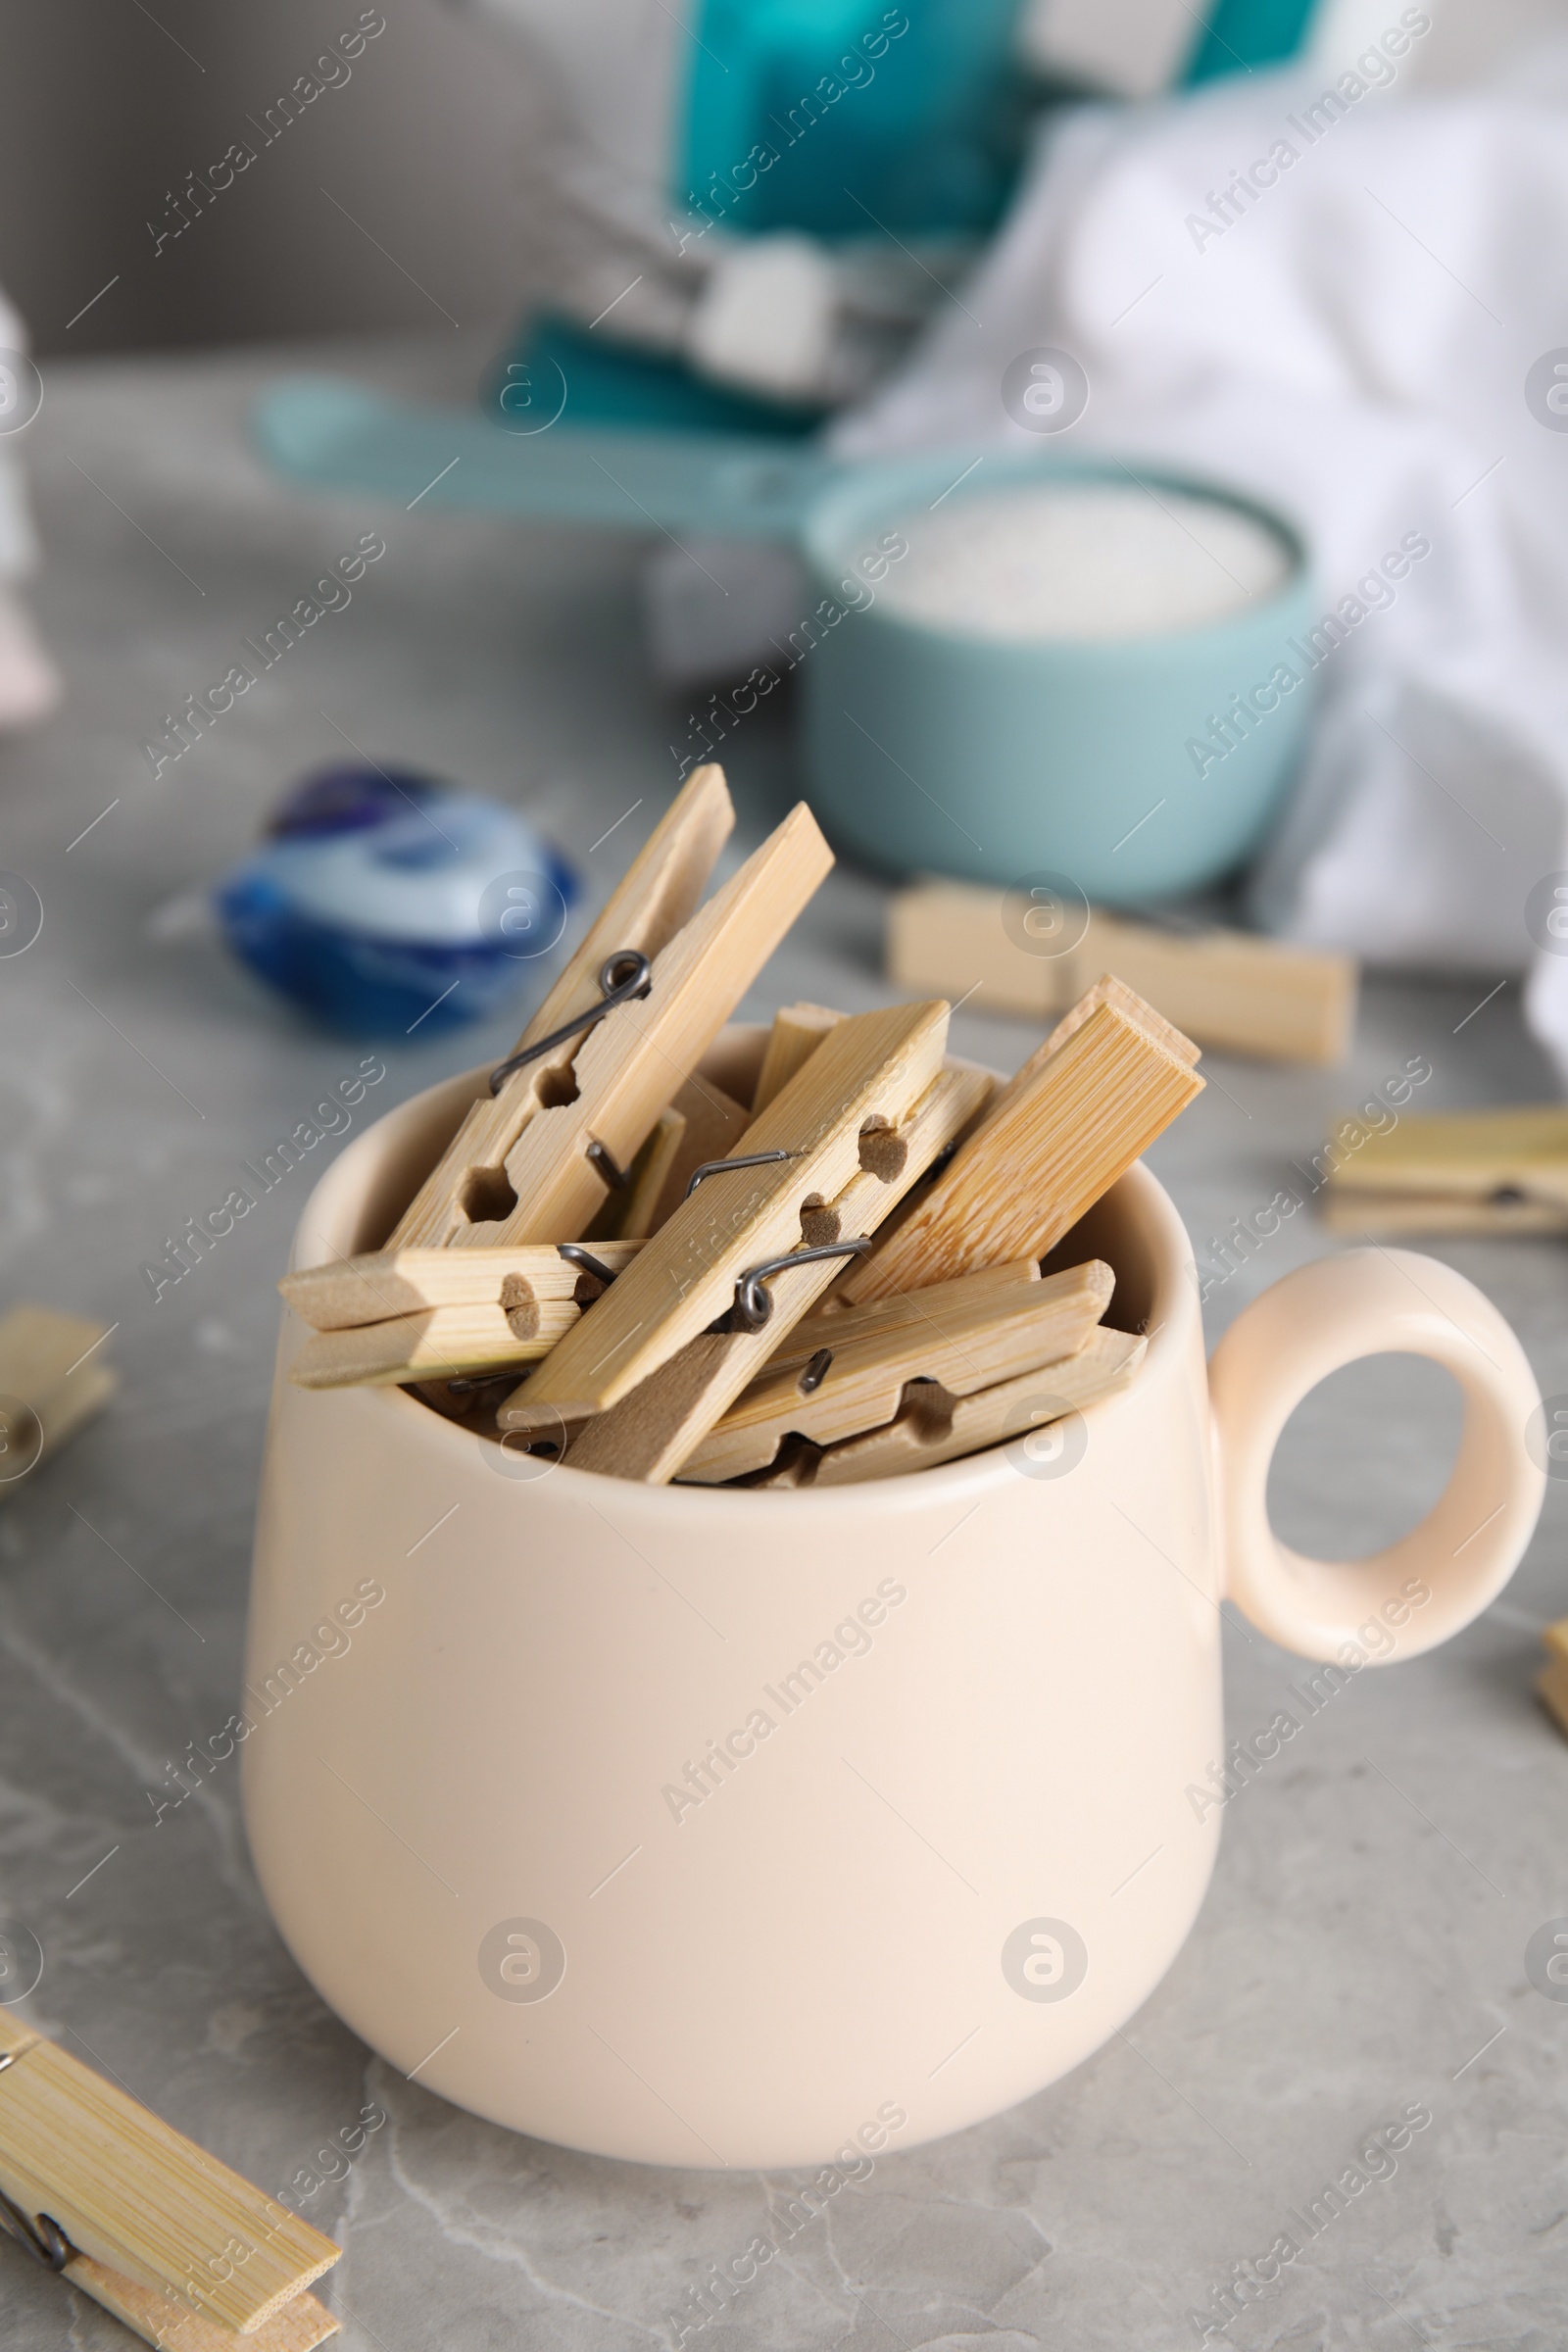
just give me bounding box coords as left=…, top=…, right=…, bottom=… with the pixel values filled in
left=1208, top=1247, right=1544, bottom=1661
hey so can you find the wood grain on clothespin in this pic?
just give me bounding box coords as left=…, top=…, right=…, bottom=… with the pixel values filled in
left=450, top=801, right=832, bottom=1250
left=1040, top=969, right=1199, bottom=1076
left=287, top=1241, right=645, bottom=1388
left=838, top=987, right=1202, bottom=1306
left=783, top=1255, right=1043, bottom=1354
left=774, top=1325, right=1147, bottom=1487
left=607, top=1106, right=682, bottom=1240
left=750, top=1003, right=845, bottom=1115
left=0, top=2012, right=338, bottom=2337
left=1321, top=1104, right=1568, bottom=1236
left=612, top=1075, right=752, bottom=1240
left=888, top=876, right=1356, bottom=1065
left=280, top=1242, right=642, bottom=1332
left=554, top=1062, right=993, bottom=1484
left=385, top=762, right=735, bottom=1254
left=680, top=1257, right=1114, bottom=1483
left=495, top=999, right=974, bottom=1443
left=55, top=2256, right=338, bottom=2352
left=977, top=971, right=1198, bottom=1137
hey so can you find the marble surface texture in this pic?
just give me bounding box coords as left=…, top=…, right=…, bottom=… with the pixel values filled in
left=0, top=338, right=1564, bottom=2352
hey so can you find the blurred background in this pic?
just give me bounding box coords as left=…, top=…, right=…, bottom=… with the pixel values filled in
left=8, top=0, right=1568, bottom=1059
left=1, top=1, right=531, bottom=357
left=2, top=0, right=1561, bottom=362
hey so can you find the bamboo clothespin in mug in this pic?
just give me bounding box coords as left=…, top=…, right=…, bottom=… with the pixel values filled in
left=750, top=1002, right=845, bottom=1115
left=415, top=797, right=833, bottom=1254
left=277, top=771, right=743, bottom=1345
left=759, top=1324, right=1148, bottom=1489
left=498, top=1000, right=994, bottom=1482
left=679, top=1256, right=1114, bottom=1483
left=381, top=760, right=738, bottom=1257
left=608, top=1073, right=753, bottom=1241
left=277, top=760, right=736, bottom=1339
left=283, top=1240, right=644, bottom=1389
left=838, top=977, right=1202, bottom=1305
left=555, top=1057, right=997, bottom=1483
left=0, top=2010, right=340, bottom=2348
left=611, top=1004, right=849, bottom=1240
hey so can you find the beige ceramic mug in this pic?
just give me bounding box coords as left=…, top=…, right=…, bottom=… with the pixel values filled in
left=241, top=1030, right=1544, bottom=2170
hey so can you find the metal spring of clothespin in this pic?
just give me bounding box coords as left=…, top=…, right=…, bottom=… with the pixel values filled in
left=725, top=1238, right=871, bottom=1333
left=0, top=2186, right=70, bottom=2273
left=556, top=1243, right=622, bottom=1288
left=684, top=1150, right=795, bottom=1200
left=489, top=950, right=653, bottom=1096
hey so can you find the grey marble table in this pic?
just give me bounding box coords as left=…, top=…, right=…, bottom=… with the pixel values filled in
left=1, top=337, right=1565, bottom=2352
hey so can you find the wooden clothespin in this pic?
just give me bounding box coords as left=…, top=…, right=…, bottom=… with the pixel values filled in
left=750, top=1003, right=845, bottom=1115
left=1538, top=1615, right=1568, bottom=1741
left=757, top=1325, right=1146, bottom=1488
left=554, top=1064, right=992, bottom=1485
left=284, top=1241, right=643, bottom=1388
left=1321, top=1105, right=1568, bottom=1237
left=610, top=1075, right=752, bottom=1241
left=442, top=799, right=832, bottom=1252
left=1039, top=969, right=1200, bottom=1072
left=782, top=1253, right=1046, bottom=1356
left=0, top=1307, right=117, bottom=1497
left=286, top=781, right=832, bottom=1307
left=981, top=972, right=1199, bottom=1132
left=386, top=761, right=736, bottom=1254
left=0, top=2010, right=339, bottom=2347
left=679, top=1257, right=1113, bottom=1483
left=888, top=876, right=1356, bottom=1065
left=838, top=981, right=1202, bottom=1306
left=497, top=1001, right=991, bottom=1476
left=281, top=1241, right=641, bottom=1331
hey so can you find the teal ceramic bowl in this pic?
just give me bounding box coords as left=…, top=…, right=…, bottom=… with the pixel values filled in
left=797, top=450, right=1316, bottom=904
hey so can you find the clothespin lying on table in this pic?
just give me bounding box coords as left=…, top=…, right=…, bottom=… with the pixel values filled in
left=836, top=974, right=1202, bottom=1305
left=1538, top=1615, right=1568, bottom=1742
left=282, top=1241, right=644, bottom=1388
left=887, top=876, right=1357, bottom=1065
left=0, top=1306, right=117, bottom=1497
left=498, top=1000, right=993, bottom=1481
left=0, top=2010, right=339, bottom=2348
left=1321, top=1105, right=1568, bottom=1236
left=678, top=1256, right=1114, bottom=1483
left=752, top=1325, right=1147, bottom=1488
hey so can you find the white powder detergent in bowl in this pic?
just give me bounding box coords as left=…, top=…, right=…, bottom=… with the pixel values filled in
left=875, top=482, right=1293, bottom=643
left=797, top=448, right=1313, bottom=898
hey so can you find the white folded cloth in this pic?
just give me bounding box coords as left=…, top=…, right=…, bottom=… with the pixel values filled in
left=832, top=50, right=1568, bottom=1081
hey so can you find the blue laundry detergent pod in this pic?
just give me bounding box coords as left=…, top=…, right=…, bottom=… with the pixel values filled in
left=215, top=765, right=579, bottom=1037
